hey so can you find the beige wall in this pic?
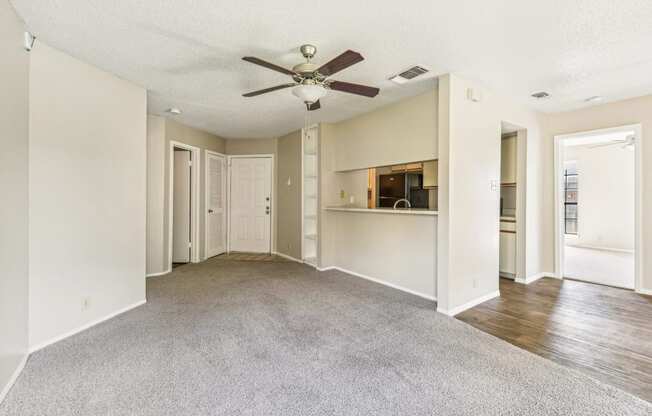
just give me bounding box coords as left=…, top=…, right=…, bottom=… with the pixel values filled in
left=330, top=212, right=437, bottom=299
left=146, top=116, right=167, bottom=273
left=331, top=88, right=438, bottom=171
left=437, top=74, right=543, bottom=315
left=29, top=42, right=147, bottom=349
left=276, top=131, right=302, bottom=259
left=0, top=0, right=29, bottom=400
left=225, top=138, right=276, bottom=155
left=541, top=95, right=652, bottom=291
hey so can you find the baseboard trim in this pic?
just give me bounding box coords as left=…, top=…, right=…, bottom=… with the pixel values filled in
left=271, top=251, right=303, bottom=264
left=0, top=354, right=28, bottom=405
left=515, top=272, right=554, bottom=285
left=566, top=243, right=634, bottom=254
left=146, top=268, right=171, bottom=277
left=437, top=290, right=500, bottom=317
left=320, top=266, right=436, bottom=302
left=637, top=288, right=652, bottom=296
left=29, top=299, right=147, bottom=354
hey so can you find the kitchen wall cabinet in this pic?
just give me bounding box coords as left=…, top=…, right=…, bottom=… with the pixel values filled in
left=501, top=134, right=517, bottom=184
left=422, top=160, right=438, bottom=188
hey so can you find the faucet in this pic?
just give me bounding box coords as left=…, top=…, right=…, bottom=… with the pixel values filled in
left=393, top=198, right=411, bottom=209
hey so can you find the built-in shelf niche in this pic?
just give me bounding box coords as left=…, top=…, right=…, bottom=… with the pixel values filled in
left=302, top=125, right=319, bottom=266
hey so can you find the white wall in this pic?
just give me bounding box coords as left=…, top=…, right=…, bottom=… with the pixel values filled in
left=437, top=74, right=544, bottom=315
left=29, top=42, right=147, bottom=349
left=329, top=212, right=437, bottom=299
left=0, top=0, right=29, bottom=401
left=566, top=145, right=635, bottom=251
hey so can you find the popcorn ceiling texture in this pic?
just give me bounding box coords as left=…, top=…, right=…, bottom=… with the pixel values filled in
left=10, top=0, right=652, bottom=138
left=1, top=257, right=650, bottom=415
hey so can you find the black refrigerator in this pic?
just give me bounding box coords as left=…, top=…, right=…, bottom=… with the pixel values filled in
left=378, top=172, right=427, bottom=208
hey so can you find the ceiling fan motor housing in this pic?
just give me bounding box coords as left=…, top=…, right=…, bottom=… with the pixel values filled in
left=300, top=44, right=317, bottom=60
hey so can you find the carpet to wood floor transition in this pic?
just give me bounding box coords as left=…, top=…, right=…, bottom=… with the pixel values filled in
left=1, top=257, right=650, bottom=415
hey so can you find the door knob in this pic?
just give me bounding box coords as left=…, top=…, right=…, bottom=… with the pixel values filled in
left=208, top=209, right=214, bottom=213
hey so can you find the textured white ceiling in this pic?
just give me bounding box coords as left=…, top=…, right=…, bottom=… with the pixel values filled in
left=11, top=0, right=652, bottom=138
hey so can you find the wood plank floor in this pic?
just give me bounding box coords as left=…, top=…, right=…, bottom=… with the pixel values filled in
left=456, top=277, right=652, bottom=402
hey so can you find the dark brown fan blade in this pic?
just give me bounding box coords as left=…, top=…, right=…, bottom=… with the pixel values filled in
left=242, top=56, right=297, bottom=76
left=317, top=50, right=364, bottom=76
left=307, top=100, right=321, bottom=111
left=243, top=83, right=296, bottom=97
left=328, top=81, right=379, bottom=97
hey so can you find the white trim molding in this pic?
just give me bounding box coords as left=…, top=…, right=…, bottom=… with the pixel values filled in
left=437, top=290, right=500, bottom=317
left=146, top=268, right=171, bottom=278
left=0, top=354, right=28, bottom=404
left=29, top=300, right=146, bottom=353
left=319, top=266, right=436, bottom=302
left=515, top=272, right=555, bottom=285
left=637, top=288, right=652, bottom=296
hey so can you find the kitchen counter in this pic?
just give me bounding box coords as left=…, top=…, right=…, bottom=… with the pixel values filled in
left=325, top=206, right=438, bottom=216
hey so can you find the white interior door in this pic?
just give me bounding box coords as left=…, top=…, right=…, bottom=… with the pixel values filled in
left=229, top=157, right=272, bottom=253
left=206, top=152, right=226, bottom=258
left=173, top=149, right=191, bottom=262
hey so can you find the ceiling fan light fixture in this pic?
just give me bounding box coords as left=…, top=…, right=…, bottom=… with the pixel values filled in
left=292, top=84, right=327, bottom=104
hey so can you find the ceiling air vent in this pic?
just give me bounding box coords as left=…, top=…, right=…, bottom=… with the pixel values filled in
left=531, top=91, right=550, bottom=99
left=390, top=66, right=429, bottom=84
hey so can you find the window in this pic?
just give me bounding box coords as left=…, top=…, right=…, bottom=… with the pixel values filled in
left=564, top=165, right=578, bottom=234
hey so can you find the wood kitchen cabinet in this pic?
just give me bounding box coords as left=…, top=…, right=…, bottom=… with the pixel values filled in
left=501, top=134, right=517, bottom=184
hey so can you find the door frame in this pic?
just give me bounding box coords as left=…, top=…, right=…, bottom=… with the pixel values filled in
left=204, top=150, right=227, bottom=259
left=226, top=154, right=275, bottom=254
left=168, top=141, right=201, bottom=268
left=553, top=123, right=643, bottom=292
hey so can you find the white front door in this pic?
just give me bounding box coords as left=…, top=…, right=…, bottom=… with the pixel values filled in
left=206, top=152, right=226, bottom=258
left=172, top=149, right=191, bottom=263
left=229, top=157, right=272, bottom=253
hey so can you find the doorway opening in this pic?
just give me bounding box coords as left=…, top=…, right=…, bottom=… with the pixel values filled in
left=554, top=124, right=642, bottom=291
left=499, top=121, right=525, bottom=283
left=168, top=141, right=201, bottom=269
left=227, top=155, right=274, bottom=254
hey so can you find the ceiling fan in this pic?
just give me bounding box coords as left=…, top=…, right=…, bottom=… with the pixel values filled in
left=241, top=44, right=380, bottom=111
left=588, top=135, right=635, bottom=150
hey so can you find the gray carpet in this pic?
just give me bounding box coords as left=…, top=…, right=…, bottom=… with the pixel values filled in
left=1, top=257, right=650, bottom=415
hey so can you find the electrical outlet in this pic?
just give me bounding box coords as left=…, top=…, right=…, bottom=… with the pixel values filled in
left=82, top=297, right=90, bottom=311
left=472, top=279, right=478, bottom=289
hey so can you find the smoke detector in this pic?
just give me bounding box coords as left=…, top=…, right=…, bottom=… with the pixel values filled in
left=165, top=108, right=182, bottom=115
left=389, top=66, right=429, bottom=84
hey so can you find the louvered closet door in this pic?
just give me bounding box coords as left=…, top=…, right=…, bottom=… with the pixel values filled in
left=206, top=152, right=226, bottom=258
